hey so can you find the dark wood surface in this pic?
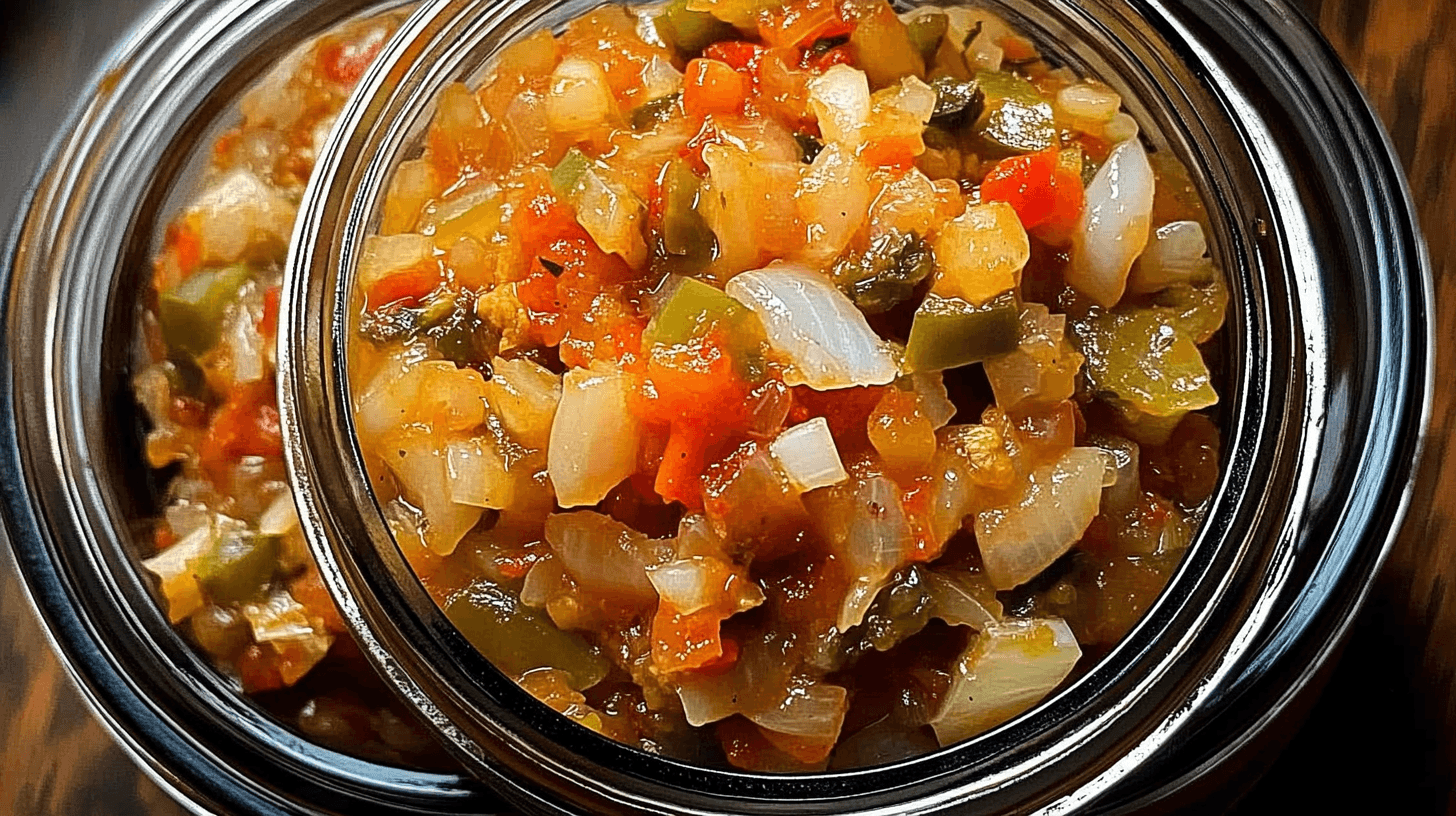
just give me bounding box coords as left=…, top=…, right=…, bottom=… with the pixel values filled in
left=1, top=0, right=1451, bottom=812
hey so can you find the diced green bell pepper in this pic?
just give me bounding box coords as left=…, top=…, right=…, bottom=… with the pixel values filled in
left=158, top=264, right=253, bottom=358
left=655, top=0, right=738, bottom=56
left=550, top=148, right=593, bottom=199
left=905, top=291, right=1020, bottom=371
left=445, top=578, right=609, bottom=690
left=195, top=531, right=279, bottom=605
left=831, top=231, right=935, bottom=314
left=929, top=76, right=984, bottom=130
left=644, top=276, right=748, bottom=347
left=906, top=13, right=949, bottom=65
left=657, top=159, right=715, bottom=268
left=631, top=93, right=682, bottom=132
left=430, top=293, right=502, bottom=366
left=974, top=70, right=1057, bottom=156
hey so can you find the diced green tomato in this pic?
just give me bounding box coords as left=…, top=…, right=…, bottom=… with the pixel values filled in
left=195, top=532, right=279, bottom=605
left=431, top=297, right=502, bottom=366
left=830, top=231, right=935, bottom=314
left=1152, top=275, right=1229, bottom=345
left=659, top=160, right=715, bottom=261
left=1073, top=306, right=1218, bottom=421
left=929, top=76, right=983, bottom=129
left=445, top=578, right=609, bottom=690
left=906, top=13, right=949, bottom=65
left=656, top=0, right=738, bottom=57
left=974, top=70, right=1056, bottom=156
left=645, top=276, right=747, bottom=347
left=158, top=264, right=252, bottom=357
left=905, top=292, right=1020, bottom=371
left=550, top=148, right=592, bottom=199
left=631, top=93, right=682, bottom=131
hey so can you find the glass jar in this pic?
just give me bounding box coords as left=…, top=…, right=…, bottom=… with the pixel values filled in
left=2, top=1, right=1429, bottom=816
left=0, top=0, right=495, bottom=811
left=280, top=0, right=1431, bottom=813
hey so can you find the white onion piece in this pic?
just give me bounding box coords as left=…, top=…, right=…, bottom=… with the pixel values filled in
left=974, top=447, right=1109, bottom=590
left=930, top=618, right=1081, bottom=746
left=807, top=64, right=871, bottom=146
left=359, top=233, right=435, bottom=290
left=548, top=362, right=642, bottom=507
left=258, top=492, right=300, bottom=537
left=225, top=296, right=265, bottom=385
left=1066, top=139, right=1155, bottom=308
left=485, top=356, right=562, bottom=451
left=1055, top=82, right=1120, bottom=124
left=647, top=557, right=715, bottom=615
left=547, top=57, right=616, bottom=135
left=445, top=437, right=514, bottom=509
left=924, top=568, right=1001, bottom=630
left=240, top=47, right=306, bottom=129
left=1126, top=220, right=1211, bottom=295
left=639, top=55, right=683, bottom=102
left=189, top=169, right=297, bottom=266
left=571, top=165, right=647, bottom=267
left=1103, top=112, right=1140, bottom=144
left=520, top=554, right=566, bottom=608
left=1093, top=435, right=1141, bottom=513
left=141, top=523, right=214, bottom=623
left=545, top=511, right=660, bottom=607
left=807, top=475, right=913, bottom=631
left=726, top=263, right=898, bottom=390
left=747, top=681, right=849, bottom=741
left=912, top=372, right=957, bottom=430
left=796, top=142, right=873, bottom=265
left=384, top=430, right=484, bottom=556
left=768, top=417, right=848, bottom=493
left=241, top=589, right=334, bottom=685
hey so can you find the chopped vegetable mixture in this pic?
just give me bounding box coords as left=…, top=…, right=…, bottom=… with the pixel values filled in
left=132, top=10, right=449, bottom=768
left=349, top=0, right=1227, bottom=771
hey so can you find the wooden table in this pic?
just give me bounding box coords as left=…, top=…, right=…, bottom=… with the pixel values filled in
left=1, top=0, right=1451, bottom=812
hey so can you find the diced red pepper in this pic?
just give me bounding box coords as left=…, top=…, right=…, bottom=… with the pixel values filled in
left=200, top=380, right=284, bottom=481
left=366, top=263, right=441, bottom=310
left=258, top=284, right=281, bottom=337
left=319, top=27, right=387, bottom=86
left=683, top=58, right=749, bottom=122
left=237, top=644, right=286, bottom=694
left=979, top=150, right=1084, bottom=237
left=703, top=41, right=766, bottom=74
left=290, top=567, right=347, bottom=634
left=859, top=135, right=920, bottom=170
left=168, top=222, right=203, bottom=281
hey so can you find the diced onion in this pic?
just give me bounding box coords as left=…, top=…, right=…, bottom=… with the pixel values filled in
left=257, top=492, right=300, bottom=537
left=1066, top=139, right=1155, bottom=308
left=974, top=447, right=1109, bottom=590
left=189, top=169, right=297, bottom=266
left=930, top=618, right=1081, bottom=746
left=358, top=233, right=435, bottom=290
left=382, top=429, right=484, bottom=556
left=647, top=557, right=715, bottom=615
left=1055, top=81, right=1120, bottom=124
left=547, top=57, right=616, bottom=134
left=747, top=681, right=849, bottom=741
left=726, top=263, right=899, bottom=390
left=446, top=437, right=514, bottom=509
left=807, top=64, right=871, bottom=147
left=768, top=417, right=848, bottom=493
left=639, top=55, right=683, bottom=102
left=1126, top=220, right=1211, bottom=295
left=545, top=511, right=661, bottom=606
left=141, top=523, right=214, bottom=623
left=548, top=362, right=642, bottom=507
left=570, top=165, right=647, bottom=267
left=796, top=142, right=874, bottom=266
left=924, top=568, right=1001, bottom=630
left=485, top=356, right=562, bottom=451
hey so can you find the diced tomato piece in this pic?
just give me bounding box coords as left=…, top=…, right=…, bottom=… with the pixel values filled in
left=684, top=58, right=749, bottom=121
left=366, top=263, right=441, bottom=309
left=703, top=41, right=766, bottom=74
left=237, top=644, right=286, bottom=694
left=153, top=524, right=177, bottom=551
left=860, top=135, right=920, bottom=170
left=979, top=150, right=1086, bottom=240
left=690, top=636, right=741, bottom=677
left=167, top=222, right=203, bottom=281
left=258, top=284, right=281, bottom=337
left=656, top=423, right=711, bottom=508
left=170, top=394, right=209, bottom=427
left=791, top=384, right=884, bottom=450
left=290, top=567, right=347, bottom=634
left=319, top=27, right=388, bottom=85
left=651, top=602, right=725, bottom=673
left=200, top=380, right=283, bottom=481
